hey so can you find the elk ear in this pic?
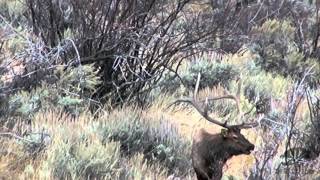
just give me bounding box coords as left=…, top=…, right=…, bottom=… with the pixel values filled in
left=221, top=129, right=228, bottom=138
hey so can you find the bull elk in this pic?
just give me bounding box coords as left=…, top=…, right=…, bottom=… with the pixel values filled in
left=171, top=74, right=263, bottom=180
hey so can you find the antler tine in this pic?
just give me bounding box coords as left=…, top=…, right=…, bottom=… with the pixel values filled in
left=222, top=76, right=242, bottom=116
left=242, top=95, right=260, bottom=117
left=169, top=98, right=229, bottom=128
left=169, top=73, right=262, bottom=130
left=235, top=76, right=243, bottom=121
left=194, top=73, right=201, bottom=99
left=230, top=114, right=264, bottom=129
left=232, top=92, right=264, bottom=129
left=229, top=77, right=264, bottom=130
left=191, top=73, right=228, bottom=127
left=169, top=73, right=229, bottom=128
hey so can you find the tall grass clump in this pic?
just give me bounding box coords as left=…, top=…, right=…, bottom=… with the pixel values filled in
left=1, top=107, right=192, bottom=179
left=1, top=110, right=122, bottom=179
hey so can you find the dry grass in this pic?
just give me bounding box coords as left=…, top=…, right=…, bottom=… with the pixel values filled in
left=0, top=106, right=192, bottom=179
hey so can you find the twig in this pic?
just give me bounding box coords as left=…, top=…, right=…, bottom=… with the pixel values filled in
left=0, top=132, right=33, bottom=143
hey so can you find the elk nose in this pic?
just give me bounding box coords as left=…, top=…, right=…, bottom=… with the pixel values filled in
left=249, top=144, right=254, bottom=151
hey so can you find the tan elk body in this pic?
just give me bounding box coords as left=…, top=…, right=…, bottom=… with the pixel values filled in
left=171, top=73, right=263, bottom=180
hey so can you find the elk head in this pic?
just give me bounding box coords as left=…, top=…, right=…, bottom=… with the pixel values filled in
left=220, top=127, right=254, bottom=155
left=170, top=73, right=263, bottom=180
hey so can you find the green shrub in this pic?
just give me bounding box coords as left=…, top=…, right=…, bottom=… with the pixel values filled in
left=0, top=0, right=26, bottom=24
left=3, top=63, right=100, bottom=120
left=157, top=73, right=182, bottom=94
left=252, top=19, right=320, bottom=87
left=243, top=69, right=291, bottom=113
left=40, top=138, right=121, bottom=179
left=158, top=60, right=239, bottom=95
left=98, top=109, right=191, bottom=175
left=183, top=60, right=238, bottom=89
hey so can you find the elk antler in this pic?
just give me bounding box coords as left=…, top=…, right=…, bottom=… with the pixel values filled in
left=170, top=73, right=262, bottom=129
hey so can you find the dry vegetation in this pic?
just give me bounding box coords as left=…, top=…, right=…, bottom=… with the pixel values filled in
left=1, top=0, right=320, bottom=179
